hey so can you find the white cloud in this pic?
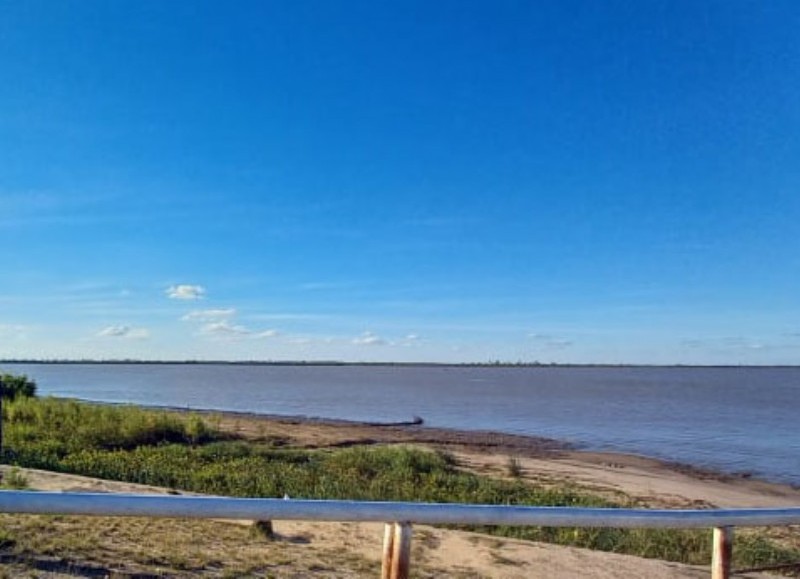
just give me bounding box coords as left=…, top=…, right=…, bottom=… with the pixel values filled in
left=352, top=331, right=387, bottom=346
left=200, top=321, right=251, bottom=337
left=398, top=333, right=422, bottom=347
left=182, top=308, right=236, bottom=322
left=182, top=307, right=282, bottom=341
left=97, top=325, right=150, bottom=339
left=256, top=329, right=280, bottom=338
left=166, top=284, right=206, bottom=300
left=98, top=325, right=129, bottom=337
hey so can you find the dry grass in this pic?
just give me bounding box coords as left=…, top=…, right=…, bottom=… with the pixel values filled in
left=0, top=514, right=381, bottom=577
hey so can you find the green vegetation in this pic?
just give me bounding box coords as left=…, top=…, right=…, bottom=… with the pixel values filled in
left=0, top=467, right=28, bottom=490
left=4, top=397, right=218, bottom=466
left=1, top=394, right=799, bottom=571
left=0, top=373, right=36, bottom=401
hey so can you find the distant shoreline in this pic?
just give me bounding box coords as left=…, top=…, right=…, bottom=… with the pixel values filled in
left=3, top=359, right=799, bottom=368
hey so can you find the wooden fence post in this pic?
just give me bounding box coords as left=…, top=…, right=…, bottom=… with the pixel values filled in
left=390, top=522, right=412, bottom=579
left=381, top=522, right=412, bottom=579
left=711, top=526, right=733, bottom=579
left=381, top=523, right=395, bottom=579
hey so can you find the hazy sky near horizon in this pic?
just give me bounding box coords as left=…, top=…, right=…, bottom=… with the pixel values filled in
left=1, top=1, right=799, bottom=364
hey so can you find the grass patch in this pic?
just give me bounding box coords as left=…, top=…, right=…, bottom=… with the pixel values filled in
left=3, top=397, right=799, bottom=571
left=3, top=397, right=224, bottom=467
left=0, top=467, right=29, bottom=489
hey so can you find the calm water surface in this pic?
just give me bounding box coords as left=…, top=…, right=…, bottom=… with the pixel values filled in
left=5, top=364, right=800, bottom=485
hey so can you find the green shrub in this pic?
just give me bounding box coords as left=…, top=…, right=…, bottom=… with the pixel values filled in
left=3, top=397, right=224, bottom=457
left=0, top=373, right=36, bottom=400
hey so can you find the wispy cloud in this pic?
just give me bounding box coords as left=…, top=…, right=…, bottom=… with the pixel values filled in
left=166, top=284, right=206, bottom=300
left=720, top=337, right=765, bottom=350
left=97, top=325, right=150, bottom=339
left=352, top=331, right=387, bottom=346
left=182, top=308, right=236, bottom=322
left=249, top=313, right=332, bottom=322
left=681, top=337, right=768, bottom=351
left=200, top=321, right=251, bottom=337
left=185, top=309, right=279, bottom=340
left=528, top=333, right=573, bottom=349
left=397, top=333, right=422, bottom=347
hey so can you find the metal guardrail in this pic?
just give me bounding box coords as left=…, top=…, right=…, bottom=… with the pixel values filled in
left=1, top=491, right=799, bottom=578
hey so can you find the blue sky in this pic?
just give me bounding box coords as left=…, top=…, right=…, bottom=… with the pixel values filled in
left=1, top=1, right=798, bottom=364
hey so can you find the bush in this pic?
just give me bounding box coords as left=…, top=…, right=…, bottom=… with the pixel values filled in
left=0, top=373, right=36, bottom=400
left=3, top=397, right=225, bottom=458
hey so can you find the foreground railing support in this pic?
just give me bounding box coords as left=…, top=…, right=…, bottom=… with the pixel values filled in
left=381, top=523, right=394, bottom=579
left=711, top=526, right=733, bottom=579
left=381, top=522, right=412, bottom=579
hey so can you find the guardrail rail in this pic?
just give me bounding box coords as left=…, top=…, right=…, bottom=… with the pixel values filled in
left=1, top=491, right=799, bottom=578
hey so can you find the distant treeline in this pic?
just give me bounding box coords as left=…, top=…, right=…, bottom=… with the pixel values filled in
left=1, top=359, right=792, bottom=368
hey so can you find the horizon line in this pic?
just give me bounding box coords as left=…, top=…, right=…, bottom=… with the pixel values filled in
left=1, top=359, right=798, bottom=369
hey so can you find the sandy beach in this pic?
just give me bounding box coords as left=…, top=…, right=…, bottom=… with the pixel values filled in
left=200, top=408, right=800, bottom=509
